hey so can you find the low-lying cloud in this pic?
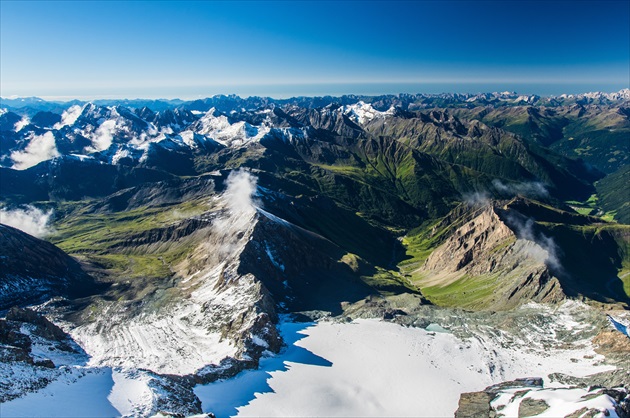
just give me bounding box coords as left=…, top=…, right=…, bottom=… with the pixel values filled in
left=210, top=170, right=259, bottom=258
left=0, top=205, right=54, bottom=238
left=223, top=169, right=258, bottom=216
left=14, top=116, right=30, bottom=132
left=53, top=104, right=83, bottom=129
left=492, top=179, right=549, bottom=198
left=87, top=119, right=117, bottom=152
left=503, top=210, right=563, bottom=274
left=463, top=191, right=491, bottom=207
left=11, top=131, right=60, bottom=170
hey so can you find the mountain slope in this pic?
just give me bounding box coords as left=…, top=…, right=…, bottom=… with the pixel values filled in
left=0, top=224, right=102, bottom=310
left=402, top=198, right=630, bottom=310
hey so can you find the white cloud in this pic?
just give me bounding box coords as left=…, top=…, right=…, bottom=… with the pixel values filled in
left=11, top=131, right=60, bottom=170
left=210, top=170, right=259, bottom=257
left=0, top=205, right=54, bottom=238
left=492, top=179, right=549, bottom=198
left=87, top=119, right=116, bottom=152
left=53, top=104, right=83, bottom=129
left=503, top=211, right=563, bottom=274
left=224, top=169, right=258, bottom=216
left=14, top=116, right=30, bottom=132
left=462, top=191, right=491, bottom=206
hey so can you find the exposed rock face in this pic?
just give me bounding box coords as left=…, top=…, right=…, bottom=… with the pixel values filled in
left=518, top=398, right=550, bottom=417
left=6, top=307, right=68, bottom=342
left=0, top=308, right=85, bottom=402
left=0, top=224, right=102, bottom=310
left=421, top=203, right=564, bottom=310
left=593, top=329, right=630, bottom=367
left=455, top=391, right=494, bottom=418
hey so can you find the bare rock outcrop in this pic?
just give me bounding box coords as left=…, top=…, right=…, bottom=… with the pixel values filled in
left=421, top=203, right=564, bottom=310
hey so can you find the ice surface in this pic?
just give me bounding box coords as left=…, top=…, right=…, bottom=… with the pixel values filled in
left=195, top=318, right=613, bottom=417
left=1, top=368, right=120, bottom=417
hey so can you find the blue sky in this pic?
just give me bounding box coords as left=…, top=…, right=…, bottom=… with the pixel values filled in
left=1, top=0, right=628, bottom=99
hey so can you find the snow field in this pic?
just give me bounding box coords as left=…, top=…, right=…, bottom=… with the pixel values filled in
left=195, top=318, right=614, bottom=417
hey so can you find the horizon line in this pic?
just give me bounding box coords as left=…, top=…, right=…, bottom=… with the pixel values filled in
left=2, top=86, right=629, bottom=104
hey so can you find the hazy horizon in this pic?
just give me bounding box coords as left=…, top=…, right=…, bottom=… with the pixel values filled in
left=2, top=82, right=628, bottom=103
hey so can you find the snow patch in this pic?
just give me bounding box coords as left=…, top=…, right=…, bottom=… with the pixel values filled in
left=608, top=315, right=630, bottom=338
left=195, top=108, right=270, bottom=147
left=342, top=101, right=395, bottom=125
left=265, top=242, right=285, bottom=272
left=491, top=386, right=622, bottom=417
left=1, top=368, right=121, bottom=417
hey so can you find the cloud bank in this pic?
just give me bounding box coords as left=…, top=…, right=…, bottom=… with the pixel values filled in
left=492, top=180, right=549, bottom=198
left=53, top=104, right=83, bottom=129
left=0, top=206, right=54, bottom=238
left=11, top=131, right=60, bottom=170
left=503, top=210, right=563, bottom=274
left=223, top=169, right=258, bottom=216
left=14, top=116, right=30, bottom=132
left=210, top=170, right=259, bottom=258
left=87, top=119, right=117, bottom=152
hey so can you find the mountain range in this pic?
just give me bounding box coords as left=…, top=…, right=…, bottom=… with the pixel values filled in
left=0, top=90, right=629, bottom=416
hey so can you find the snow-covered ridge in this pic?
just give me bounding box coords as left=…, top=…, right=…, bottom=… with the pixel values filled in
left=64, top=171, right=277, bottom=376
left=193, top=107, right=270, bottom=147
left=341, top=101, right=395, bottom=124
left=1, top=88, right=628, bottom=170
left=561, top=88, right=630, bottom=101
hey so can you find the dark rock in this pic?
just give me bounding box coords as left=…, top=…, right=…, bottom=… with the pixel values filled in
left=565, top=407, right=609, bottom=418
left=455, top=391, right=494, bottom=418
left=615, top=392, right=630, bottom=418
left=6, top=307, right=68, bottom=341
left=0, top=224, right=103, bottom=310
left=383, top=308, right=408, bottom=320
left=33, top=358, right=56, bottom=368
left=485, top=377, right=543, bottom=394
left=0, top=345, right=33, bottom=364
left=0, top=319, right=32, bottom=350
left=518, top=397, right=549, bottom=417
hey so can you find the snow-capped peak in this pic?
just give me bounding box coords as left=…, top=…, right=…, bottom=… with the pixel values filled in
left=341, top=101, right=395, bottom=125
left=194, top=107, right=269, bottom=147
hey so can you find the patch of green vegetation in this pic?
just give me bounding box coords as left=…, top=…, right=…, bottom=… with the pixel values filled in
left=574, top=207, right=594, bottom=216
left=87, top=254, right=171, bottom=280
left=601, top=211, right=617, bottom=222
left=360, top=267, right=419, bottom=296
left=596, top=165, right=630, bottom=224
left=49, top=198, right=211, bottom=280
left=420, top=273, right=502, bottom=310
left=398, top=221, right=443, bottom=274
left=565, top=194, right=617, bottom=222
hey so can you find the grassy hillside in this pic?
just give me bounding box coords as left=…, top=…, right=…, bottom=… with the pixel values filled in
left=596, top=165, right=630, bottom=224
